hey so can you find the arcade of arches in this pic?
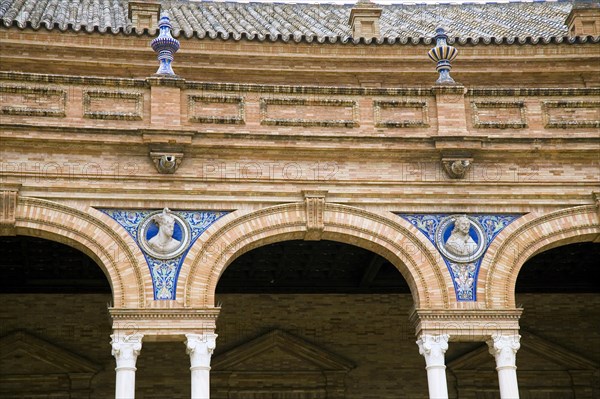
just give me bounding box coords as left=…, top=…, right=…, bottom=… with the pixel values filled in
left=1, top=0, right=600, bottom=398
left=1, top=203, right=599, bottom=398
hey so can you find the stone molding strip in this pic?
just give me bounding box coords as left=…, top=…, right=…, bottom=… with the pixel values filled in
left=109, top=308, right=220, bottom=339
left=0, top=71, right=148, bottom=87
left=411, top=308, right=523, bottom=341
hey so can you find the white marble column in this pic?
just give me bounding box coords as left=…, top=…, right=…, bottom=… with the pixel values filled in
left=110, top=333, right=143, bottom=399
left=487, top=333, right=521, bottom=399
left=417, top=334, right=450, bottom=399
left=185, top=333, right=217, bottom=399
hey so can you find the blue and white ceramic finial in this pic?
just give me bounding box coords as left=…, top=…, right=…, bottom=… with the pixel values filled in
left=150, top=13, right=180, bottom=76
left=427, top=27, right=458, bottom=84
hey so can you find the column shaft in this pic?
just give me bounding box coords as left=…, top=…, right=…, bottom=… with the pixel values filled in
left=417, top=334, right=450, bottom=399
left=185, top=333, right=217, bottom=399
left=111, top=333, right=143, bottom=399
left=488, top=334, right=521, bottom=399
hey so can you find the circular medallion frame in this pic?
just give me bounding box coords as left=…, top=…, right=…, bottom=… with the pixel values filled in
left=435, top=215, right=486, bottom=263
left=138, top=210, right=191, bottom=260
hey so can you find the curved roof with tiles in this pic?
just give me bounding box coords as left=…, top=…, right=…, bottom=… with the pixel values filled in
left=0, top=0, right=598, bottom=44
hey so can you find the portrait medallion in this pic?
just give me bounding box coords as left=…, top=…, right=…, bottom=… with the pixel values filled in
left=138, top=208, right=191, bottom=260
left=435, top=215, right=486, bottom=263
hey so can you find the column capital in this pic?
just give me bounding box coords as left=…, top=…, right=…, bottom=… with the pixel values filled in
left=417, top=334, right=449, bottom=368
left=110, top=333, right=143, bottom=370
left=185, top=333, right=217, bottom=370
left=487, top=333, right=521, bottom=369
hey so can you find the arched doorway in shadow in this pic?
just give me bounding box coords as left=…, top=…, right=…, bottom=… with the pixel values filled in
left=0, top=235, right=110, bottom=398
left=211, top=239, right=428, bottom=398
left=447, top=242, right=600, bottom=399
left=0, top=235, right=197, bottom=398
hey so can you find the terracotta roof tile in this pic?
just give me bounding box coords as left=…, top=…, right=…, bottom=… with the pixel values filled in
left=0, top=0, right=597, bottom=44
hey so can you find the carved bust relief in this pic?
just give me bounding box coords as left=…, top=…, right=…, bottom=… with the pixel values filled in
left=138, top=208, right=190, bottom=259
left=435, top=215, right=486, bottom=263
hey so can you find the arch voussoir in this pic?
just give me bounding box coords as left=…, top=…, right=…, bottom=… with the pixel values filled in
left=13, top=197, right=149, bottom=308
left=181, top=202, right=451, bottom=309
left=480, top=205, right=600, bottom=309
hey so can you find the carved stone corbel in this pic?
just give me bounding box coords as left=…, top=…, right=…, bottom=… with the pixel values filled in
left=442, top=157, right=473, bottom=179
left=0, top=183, right=21, bottom=236
left=303, top=190, right=327, bottom=241
left=150, top=150, right=184, bottom=174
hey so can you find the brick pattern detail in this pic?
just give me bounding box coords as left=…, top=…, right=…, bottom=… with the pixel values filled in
left=471, top=100, right=528, bottom=129
left=542, top=100, right=600, bottom=128
left=188, top=94, right=245, bottom=124
left=373, top=99, right=429, bottom=128
left=83, top=90, right=143, bottom=120
left=260, top=97, right=359, bottom=128
left=0, top=84, right=66, bottom=117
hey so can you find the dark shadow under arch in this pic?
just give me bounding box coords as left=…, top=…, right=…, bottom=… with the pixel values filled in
left=516, top=242, right=600, bottom=293
left=216, top=239, right=410, bottom=294
left=0, top=235, right=111, bottom=294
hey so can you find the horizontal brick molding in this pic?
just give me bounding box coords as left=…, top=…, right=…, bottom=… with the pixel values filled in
left=479, top=204, right=600, bottom=308
left=13, top=197, right=150, bottom=308
left=180, top=202, right=451, bottom=309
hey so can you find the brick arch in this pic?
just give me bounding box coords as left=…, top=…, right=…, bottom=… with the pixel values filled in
left=181, top=202, right=452, bottom=309
left=479, top=205, right=600, bottom=309
left=12, top=197, right=149, bottom=308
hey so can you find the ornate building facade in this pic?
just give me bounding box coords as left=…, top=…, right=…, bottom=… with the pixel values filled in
left=0, top=0, right=599, bottom=398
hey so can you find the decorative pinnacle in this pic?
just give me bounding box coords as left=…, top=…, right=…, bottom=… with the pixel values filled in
left=150, top=13, right=180, bottom=76
left=427, top=27, right=458, bottom=85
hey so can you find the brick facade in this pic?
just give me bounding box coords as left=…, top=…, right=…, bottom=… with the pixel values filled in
left=1, top=0, right=599, bottom=397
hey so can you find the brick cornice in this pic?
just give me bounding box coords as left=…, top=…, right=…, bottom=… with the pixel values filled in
left=4, top=71, right=599, bottom=98
left=0, top=71, right=148, bottom=87
left=467, top=87, right=600, bottom=96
